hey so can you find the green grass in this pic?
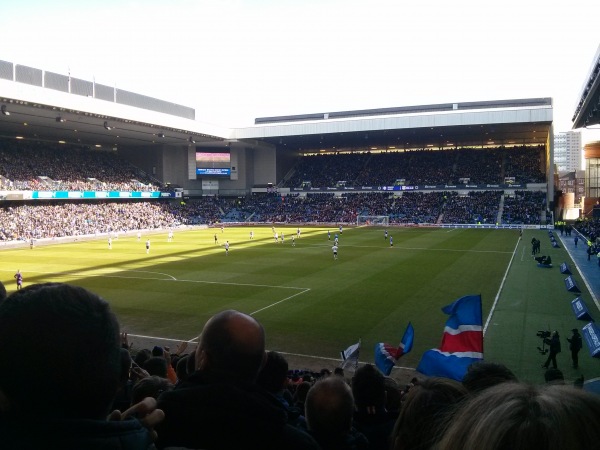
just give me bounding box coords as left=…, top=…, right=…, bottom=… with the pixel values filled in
left=0, top=226, right=593, bottom=383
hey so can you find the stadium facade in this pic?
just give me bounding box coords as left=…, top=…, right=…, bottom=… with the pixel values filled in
left=1, top=58, right=555, bottom=210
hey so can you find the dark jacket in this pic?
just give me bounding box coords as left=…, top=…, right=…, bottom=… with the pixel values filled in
left=353, top=408, right=398, bottom=450
left=0, top=417, right=154, bottom=450
left=568, top=333, right=583, bottom=351
left=309, top=428, right=370, bottom=450
left=545, top=334, right=561, bottom=354
left=156, top=370, right=321, bottom=450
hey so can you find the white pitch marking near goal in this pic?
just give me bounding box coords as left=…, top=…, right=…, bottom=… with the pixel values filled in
left=185, top=287, right=311, bottom=342
left=17, top=268, right=312, bottom=344
left=249, top=288, right=311, bottom=315
left=11, top=269, right=178, bottom=281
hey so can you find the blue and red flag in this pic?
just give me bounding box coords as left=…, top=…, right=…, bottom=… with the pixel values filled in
left=416, top=295, right=483, bottom=381
left=374, top=322, right=414, bottom=376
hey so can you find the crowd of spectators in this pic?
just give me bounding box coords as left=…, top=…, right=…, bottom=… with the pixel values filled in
left=387, top=192, right=447, bottom=224
left=0, top=141, right=159, bottom=192
left=504, top=146, right=546, bottom=184
left=502, top=190, right=545, bottom=224
left=1, top=285, right=599, bottom=450
left=283, top=145, right=545, bottom=188
left=452, top=148, right=503, bottom=184
left=574, top=217, right=600, bottom=243
left=285, top=153, right=371, bottom=190
left=440, top=191, right=502, bottom=224
left=0, top=202, right=180, bottom=241
left=0, top=188, right=547, bottom=241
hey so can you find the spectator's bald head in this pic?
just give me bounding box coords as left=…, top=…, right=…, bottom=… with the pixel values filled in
left=196, top=310, right=266, bottom=381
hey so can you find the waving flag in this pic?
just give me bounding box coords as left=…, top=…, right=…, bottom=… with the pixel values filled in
left=416, top=295, right=483, bottom=381
left=340, top=340, right=361, bottom=371
left=375, top=322, right=414, bottom=376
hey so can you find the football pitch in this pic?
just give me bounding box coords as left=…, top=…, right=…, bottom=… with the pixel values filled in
left=0, top=225, right=594, bottom=384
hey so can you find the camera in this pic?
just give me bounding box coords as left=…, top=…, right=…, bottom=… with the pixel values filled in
left=536, top=330, right=551, bottom=354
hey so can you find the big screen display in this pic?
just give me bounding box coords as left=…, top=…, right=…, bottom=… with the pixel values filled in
left=196, top=152, right=231, bottom=177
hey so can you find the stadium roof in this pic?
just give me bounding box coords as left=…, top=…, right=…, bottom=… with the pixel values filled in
left=235, top=98, right=553, bottom=153
left=572, top=44, right=600, bottom=130
left=0, top=59, right=228, bottom=149
left=0, top=58, right=553, bottom=152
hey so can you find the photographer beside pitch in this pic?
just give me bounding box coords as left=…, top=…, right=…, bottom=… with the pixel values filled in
left=541, top=331, right=561, bottom=370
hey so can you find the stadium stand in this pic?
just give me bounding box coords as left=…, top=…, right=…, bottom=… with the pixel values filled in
left=0, top=141, right=159, bottom=192
left=282, top=146, right=545, bottom=188
left=0, top=137, right=550, bottom=243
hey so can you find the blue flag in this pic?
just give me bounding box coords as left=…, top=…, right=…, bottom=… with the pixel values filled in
left=375, top=322, right=414, bottom=376
left=416, top=295, right=483, bottom=381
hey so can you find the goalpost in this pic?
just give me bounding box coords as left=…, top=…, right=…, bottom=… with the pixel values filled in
left=356, top=215, right=390, bottom=226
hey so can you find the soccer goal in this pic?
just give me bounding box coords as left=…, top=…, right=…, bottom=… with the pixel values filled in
left=356, top=215, right=390, bottom=226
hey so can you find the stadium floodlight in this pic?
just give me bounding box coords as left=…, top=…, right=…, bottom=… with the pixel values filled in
left=158, top=133, right=165, bottom=138
left=56, top=116, right=65, bottom=123
left=104, top=121, right=112, bottom=131
left=189, top=136, right=196, bottom=144
left=1, top=105, right=9, bottom=116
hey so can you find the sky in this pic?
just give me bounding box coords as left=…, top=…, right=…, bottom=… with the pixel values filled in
left=2, top=0, right=600, bottom=143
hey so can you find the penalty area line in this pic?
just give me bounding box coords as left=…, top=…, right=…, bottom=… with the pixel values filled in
left=188, top=288, right=312, bottom=342
left=249, top=288, right=311, bottom=316
left=125, top=333, right=201, bottom=344
left=14, top=269, right=177, bottom=281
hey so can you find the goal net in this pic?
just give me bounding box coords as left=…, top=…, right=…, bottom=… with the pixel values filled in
left=356, top=215, right=390, bottom=226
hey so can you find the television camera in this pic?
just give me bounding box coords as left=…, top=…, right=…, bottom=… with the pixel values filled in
left=536, top=330, right=551, bottom=355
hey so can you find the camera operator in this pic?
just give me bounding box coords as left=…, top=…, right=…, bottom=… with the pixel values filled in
left=542, top=331, right=561, bottom=369
left=534, top=255, right=552, bottom=265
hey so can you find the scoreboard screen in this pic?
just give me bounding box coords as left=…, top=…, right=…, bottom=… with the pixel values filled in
left=196, top=152, right=231, bottom=177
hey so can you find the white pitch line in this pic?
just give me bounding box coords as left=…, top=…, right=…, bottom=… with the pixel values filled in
left=122, top=337, right=411, bottom=371
left=483, top=236, right=521, bottom=335
left=277, top=350, right=417, bottom=372
left=5, top=269, right=314, bottom=292
left=174, top=278, right=309, bottom=290
left=5, top=270, right=313, bottom=336
left=126, top=333, right=200, bottom=344
left=310, top=243, right=512, bottom=254
left=249, top=288, right=311, bottom=315
left=9, top=269, right=177, bottom=281
left=187, top=288, right=312, bottom=342
left=559, top=235, right=600, bottom=312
